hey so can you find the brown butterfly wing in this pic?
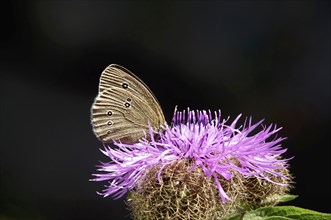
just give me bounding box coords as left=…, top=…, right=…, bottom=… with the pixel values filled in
left=91, top=64, right=165, bottom=143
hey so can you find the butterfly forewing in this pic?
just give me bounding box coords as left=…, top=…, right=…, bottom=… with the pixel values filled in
left=91, top=64, right=166, bottom=144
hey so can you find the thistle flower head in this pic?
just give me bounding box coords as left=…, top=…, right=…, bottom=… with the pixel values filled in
left=92, top=108, right=290, bottom=204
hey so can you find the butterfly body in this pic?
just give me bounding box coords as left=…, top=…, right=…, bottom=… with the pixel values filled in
left=91, top=64, right=165, bottom=144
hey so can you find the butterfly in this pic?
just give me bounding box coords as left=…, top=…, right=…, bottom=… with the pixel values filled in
left=91, top=64, right=166, bottom=144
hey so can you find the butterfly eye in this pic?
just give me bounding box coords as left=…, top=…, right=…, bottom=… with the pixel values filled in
left=127, top=98, right=131, bottom=102
left=107, top=130, right=111, bottom=134
left=107, top=121, right=113, bottom=125
left=107, top=111, right=113, bottom=116
left=125, top=102, right=131, bottom=108
left=122, top=83, right=128, bottom=89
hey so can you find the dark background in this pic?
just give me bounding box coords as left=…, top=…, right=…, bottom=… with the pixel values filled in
left=1, top=1, right=330, bottom=220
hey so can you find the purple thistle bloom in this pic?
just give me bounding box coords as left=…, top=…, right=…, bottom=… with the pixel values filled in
left=92, top=108, right=290, bottom=203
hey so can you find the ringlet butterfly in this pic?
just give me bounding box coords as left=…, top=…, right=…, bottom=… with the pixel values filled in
left=91, top=64, right=166, bottom=144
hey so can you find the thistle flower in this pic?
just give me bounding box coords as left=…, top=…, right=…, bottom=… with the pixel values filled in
left=92, top=109, right=291, bottom=205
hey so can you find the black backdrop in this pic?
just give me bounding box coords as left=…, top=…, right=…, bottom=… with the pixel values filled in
left=1, top=1, right=330, bottom=220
